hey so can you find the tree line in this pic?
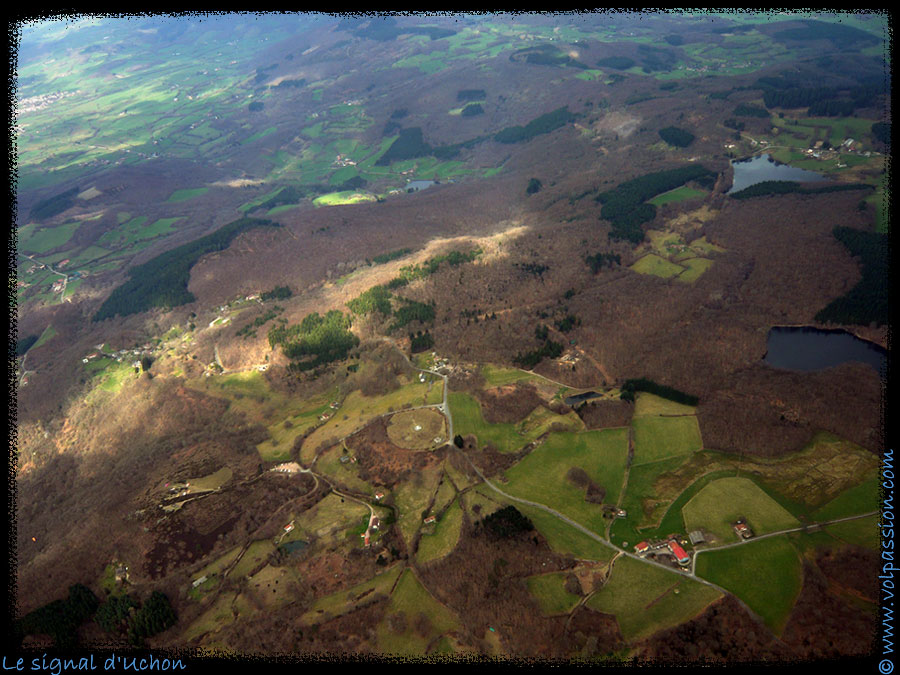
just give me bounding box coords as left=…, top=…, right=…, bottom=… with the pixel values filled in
left=814, top=226, right=887, bottom=327
left=619, top=377, right=699, bottom=406
left=729, top=181, right=873, bottom=200
left=268, top=309, right=359, bottom=372
left=93, top=217, right=281, bottom=321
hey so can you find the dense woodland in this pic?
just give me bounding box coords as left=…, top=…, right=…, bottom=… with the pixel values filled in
left=814, top=226, right=888, bottom=327
left=595, top=165, right=716, bottom=243
left=27, top=186, right=79, bottom=221
left=268, top=310, right=359, bottom=372
left=93, top=217, right=280, bottom=321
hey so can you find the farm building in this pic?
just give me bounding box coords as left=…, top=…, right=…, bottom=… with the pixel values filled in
left=634, top=541, right=650, bottom=554
left=733, top=520, right=755, bottom=539
left=689, top=530, right=706, bottom=545
left=667, top=540, right=690, bottom=566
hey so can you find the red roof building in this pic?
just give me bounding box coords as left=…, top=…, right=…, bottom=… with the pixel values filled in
left=668, top=540, right=690, bottom=565
left=634, top=541, right=650, bottom=554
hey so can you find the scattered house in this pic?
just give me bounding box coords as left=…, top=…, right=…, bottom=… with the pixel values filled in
left=283, top=523, right=294, bottom=533
left=257, top=364, right=269, bottom=372
left=339, top=455, right=350, bottom=464
left=433, top=437, right=442, bottom=444
left=634, top=541, right=650, bottom=554
left=58, top=259, right=70, bottom=268
left=733, top=520, right=755, bottom=539
left=374, top=491, right=385, bottom=501
left=132, top=360, right=142, bottom=369
left=419, top=373, right=426, bottom=382
left=423, top=515, right=436, bottom=524
left=667, top=540, right=691, bottom=566
left=115, top=565, right=128, bottom=583
left=191, top=575, right=208, bottom=588
left=330, top=401, right=340, bottom=409
left=689, top=530, right=706, bottom=546
left=615, top=508, right=627, bottom=518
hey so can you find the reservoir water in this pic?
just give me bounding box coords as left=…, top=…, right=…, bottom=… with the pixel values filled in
left=728, top=154, right=828, bottom=194
left=763, top=326, right=886, bottom=378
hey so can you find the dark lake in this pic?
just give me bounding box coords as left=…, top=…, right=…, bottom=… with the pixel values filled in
left=763, top=326, right=886, bottom=377
left=728, top=154, right=828, bottom=194
left=564, top=391, right=603, bottom=406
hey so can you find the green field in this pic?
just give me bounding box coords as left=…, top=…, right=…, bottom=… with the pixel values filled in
left=503, top=428, right=629, bottom=534
left=417, top=497, right=463, bottom=564
left=587, top=554, right=722, bottom=641
left=527, top=572, right=582, bottom=616
left=648, top=186, right=707, bottom=206
left=823, top=513, right=879, bottom=550
left=630, top=254, right=685, bottom=279
left=376, top=568, right=460, bottom=655
left=633, top=392, right=697, bottom=417
left=229, top=540, right=276, bottom=579
left=394, top=462, right=443, bottom=548
left=631, top=415, right=702, bottom=465
left=675, top=257, right=713, bottom=283
left=681, top=476, right=800, bottom=543
left=313, top=190, right=377, bottom=207
left=19, top=221, right=80, bottom=253
left=813, top=475, right=880, bottom=521
left=694, top=535, right=802, bottom=634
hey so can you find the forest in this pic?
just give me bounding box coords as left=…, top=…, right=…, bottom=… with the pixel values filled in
left=658, top=126, right=695, bottom=148
left=595, top=165, right=716, bottom=243
left=494, top=106, right=576, bottom=144
left=729, top=181, right=873, bottom=200
left=93, top=217, right=281, bottom=321
left=269, top=310, right=359, bottom=372
left=28, top=186, right=79, bottom=221
left=619, top=378, right=699, bottom=406
left=814, top=226, right=888, bottom=327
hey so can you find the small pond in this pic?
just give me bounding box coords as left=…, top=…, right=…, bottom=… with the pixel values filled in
left=728, top=154, right=828, bottom=194
left=564, top=391, right=604, bottom=406
left=763, top=326, right=886, bottom=378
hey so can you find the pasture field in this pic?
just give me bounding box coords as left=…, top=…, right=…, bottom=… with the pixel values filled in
left=587, top=554, right=722, bottom=641
left=386, top=408, right=447, bottom=450
left=648, top=186, right=707, bottom=206
left=631, top=415, right=702, bottom=465
left=293, top=493, right=369, bottom=543
left=376, top=569, right=460, bottom=655
left=502, top=428, right=629, bottom=534
left=613, top=454, right=693, bottom=535
left=315, top=445, right=373, bottom=494
left=20, top=221, right=80, bottom=253
left=32, top=324, right=57, bottom=350
left=460, top=488, right=506, bottom=521
left=256, top=393, right=335, bottom=462
left=694, top=535, right=802, bottom=634
left=430, top=476, right=458, bottom=516
left=301, top=563, right=404, bottom=626
left=633, top=392, right=697, bottom=417
left=247, top=564, right=301, bottom=609
left=229, top=540, right=276, bottom=580
left=629, top=254, right=685, bottom=279
left=681, top=476, right=800, bottom=542
left=185, top=467, right=233, bottom=492
left=813, top=475, right=880, bottom=521
left=450, top=393, right=573, bottom=453
left=527, top=572, right=582, bottom=616
left=301, top=380, right=432, bottom=462
left=313, top=190, right=377, bottom=207
left=823, top=513, right=879, bottom=550
left=416, top=497, right=464, bottom=564
left=675, top=257, right=713, bottom=283
left=197, top=546, right=243, bottom=579
left=609, top=469, right=737, bottom=548
left=449, top=392, right=527, bottom=453
left=517, top=406, right=584, bottom=437
left=394, top=462, right=443, bottom=548
left=182, top=592, right=238, bottom=643
left=480, top=364, right=547, bottom=387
